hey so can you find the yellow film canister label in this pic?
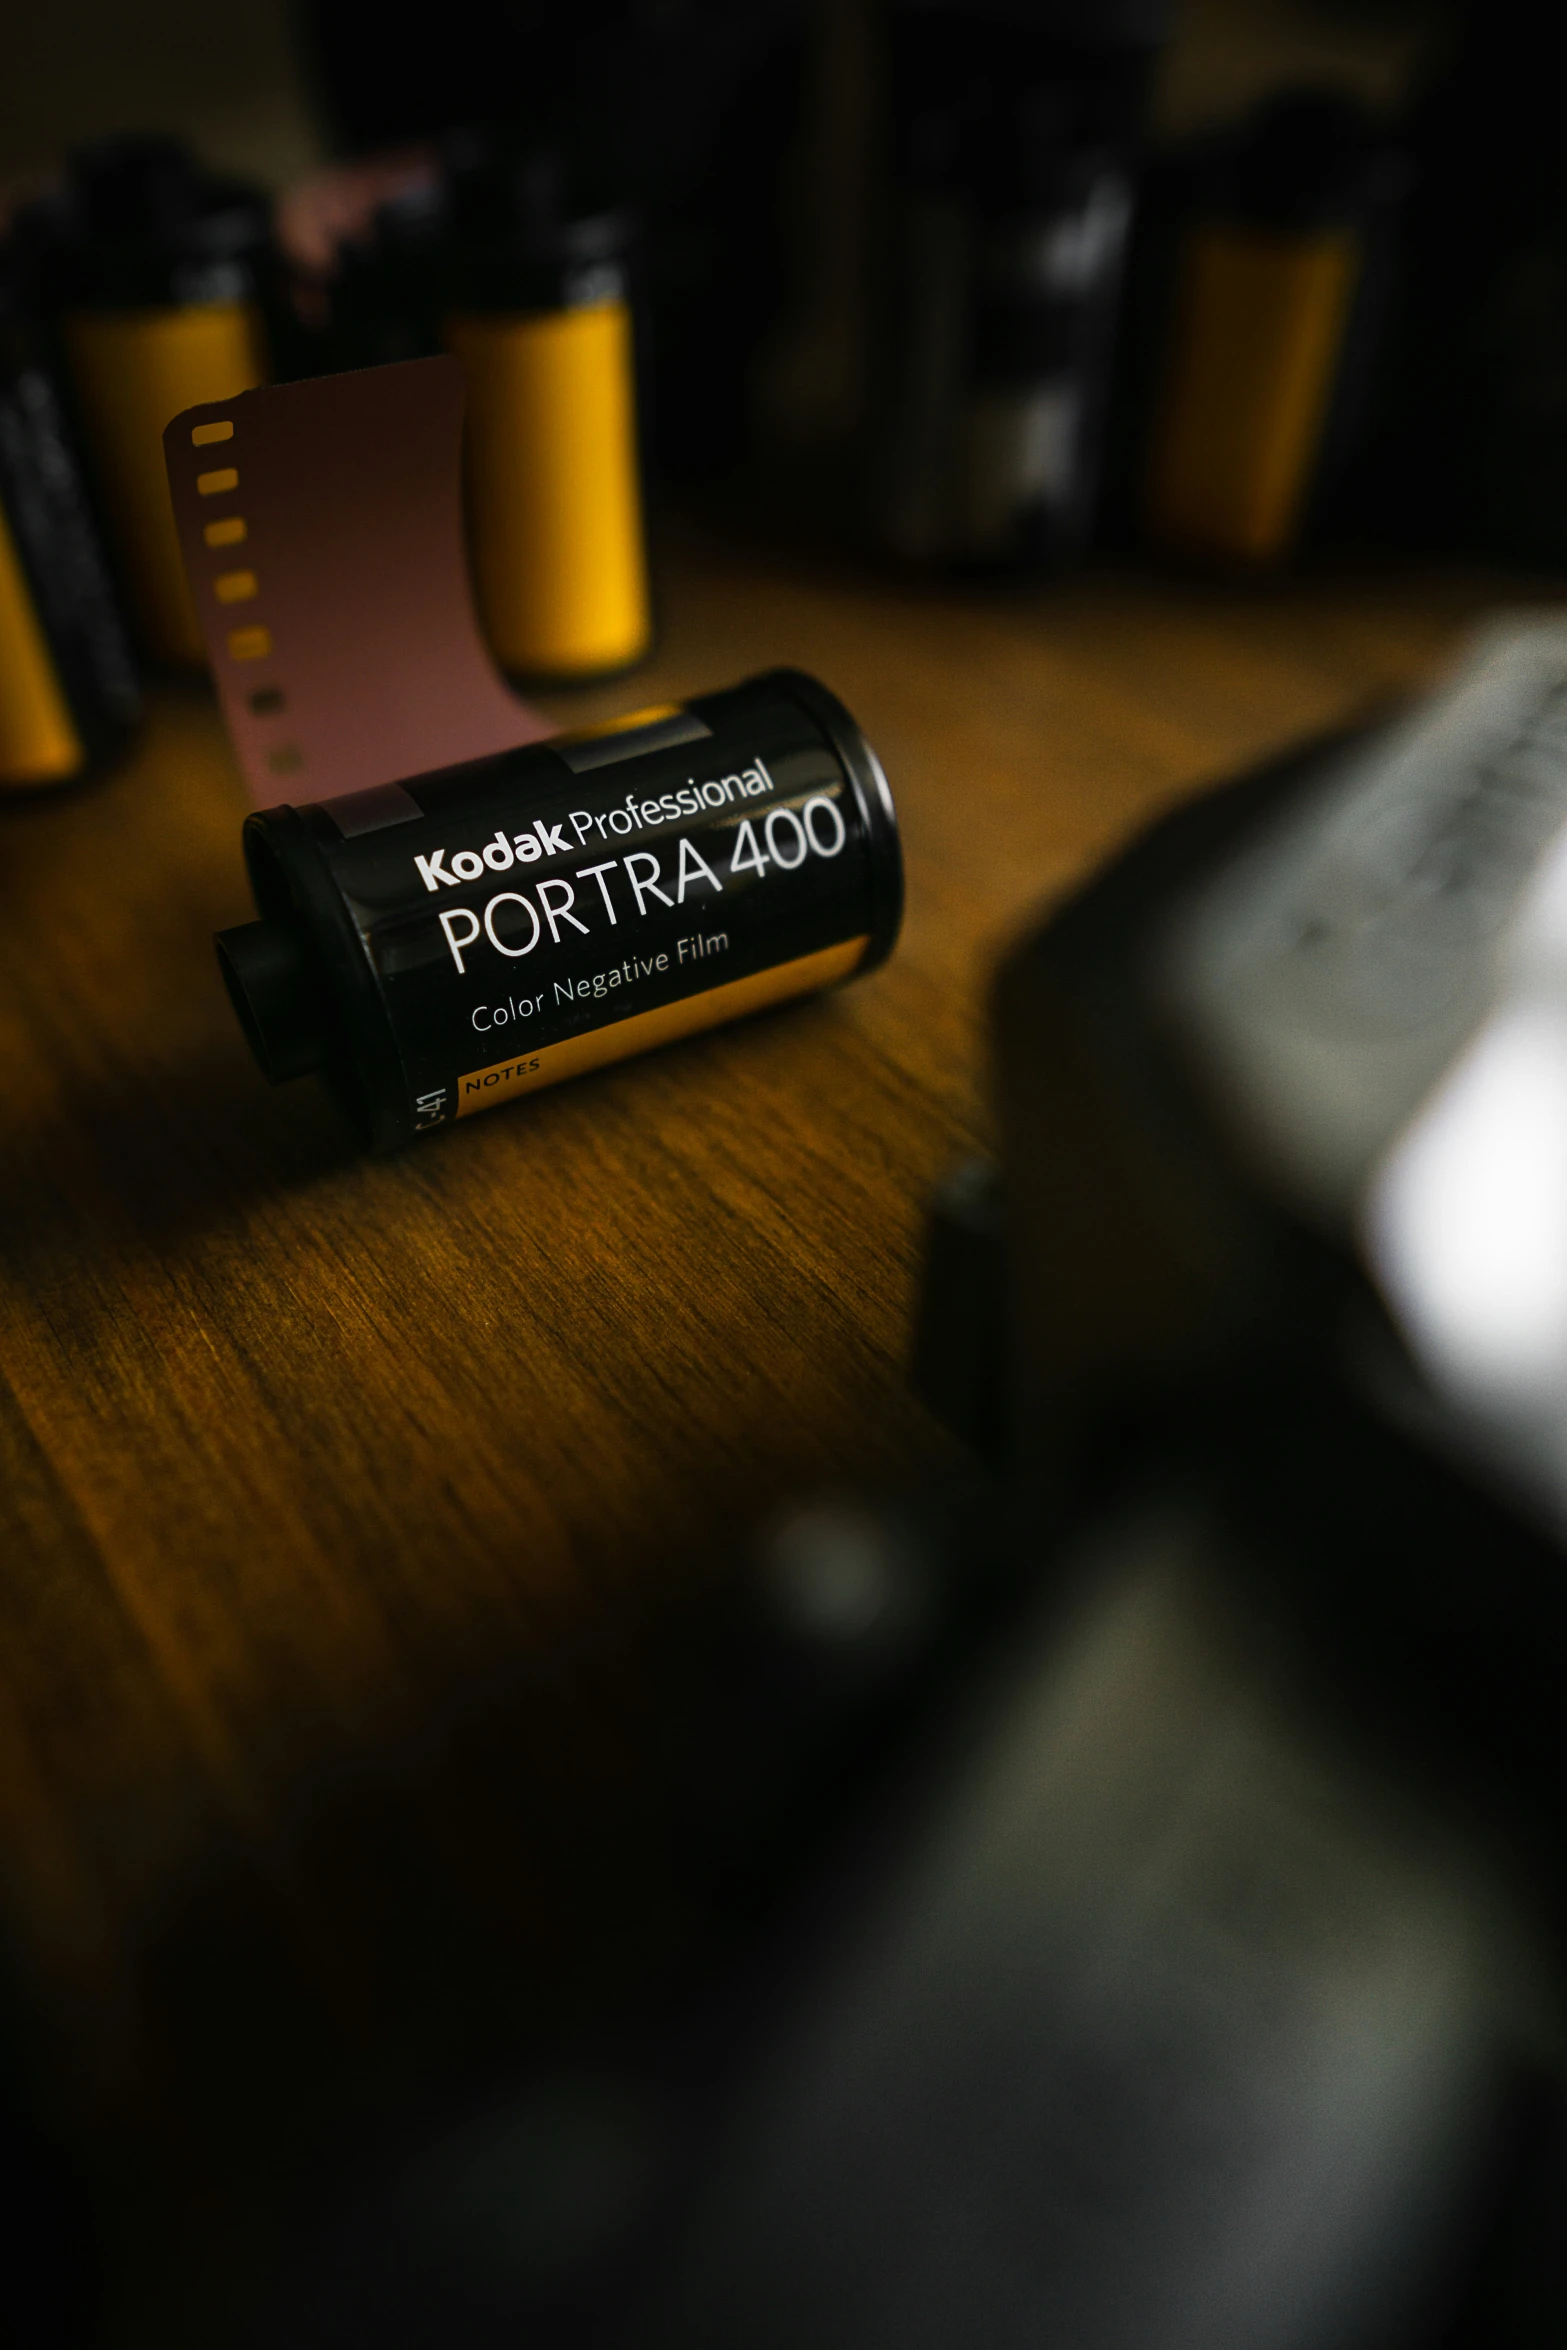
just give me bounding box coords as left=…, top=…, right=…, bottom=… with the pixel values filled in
left=64, top=300, right=269, bottom=665
left=444, top=298, right=651, bottom=681
left=0, top=498, right=84, bottom=787
left=1148, top=226, right=1356, bottom=565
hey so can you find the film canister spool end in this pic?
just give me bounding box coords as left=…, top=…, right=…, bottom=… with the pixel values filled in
left=216, top=918, right=326, bottom=1084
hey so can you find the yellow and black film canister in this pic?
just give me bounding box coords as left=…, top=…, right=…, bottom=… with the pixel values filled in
left=1146, top=96, right=1402, bottom=566
left=0, top=254, right=140, bottom=791
left=1149, top=222, right=1354, bottom=564
left=38, top=139, right=271, bottom=668
left=437, top=148, right=652, bottom=683
left=216, top=670, right=902, bottom=1150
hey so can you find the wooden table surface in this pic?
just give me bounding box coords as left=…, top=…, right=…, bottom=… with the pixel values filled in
left=0, top=523, right=1541, bottom=2305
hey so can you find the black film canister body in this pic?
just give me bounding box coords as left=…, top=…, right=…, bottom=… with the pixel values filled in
left=217, top=668, right=902, bottom=1149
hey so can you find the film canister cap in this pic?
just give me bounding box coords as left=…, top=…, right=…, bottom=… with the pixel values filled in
left=216, top=918, right=325, bottom=1083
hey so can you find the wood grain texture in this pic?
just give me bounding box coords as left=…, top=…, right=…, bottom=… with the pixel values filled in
left=0, top=525, right=1543, bottom=2301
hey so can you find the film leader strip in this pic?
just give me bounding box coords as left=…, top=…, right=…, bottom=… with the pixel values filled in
left=162, top=356, right=553, bottom=806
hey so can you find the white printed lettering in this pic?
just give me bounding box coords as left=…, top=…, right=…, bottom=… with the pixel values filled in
left=624, top=851, right=673, bottom=914
left=676, top=836, right=722, bottom=902
left=484, top=892, right=541, bottom=957
left=439, top=906, right=481, bottom=973
left=578, top=860, right=621, bottom=923
left=536, top=876, right=589, bottom=942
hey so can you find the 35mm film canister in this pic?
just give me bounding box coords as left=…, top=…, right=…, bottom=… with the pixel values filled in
left=216, top=668, right=901, bottom=1149
left=321, top=137, right=653, bottom=684
left=0, top=252, right=140, bottom=791
left=1144, top=95, right=1405, bottom=566
left=32, top=139, right=272, bottom=667
left=441, top=156, right=651, bottom=684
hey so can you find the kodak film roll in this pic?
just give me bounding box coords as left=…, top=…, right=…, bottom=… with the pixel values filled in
left=162, top=361, right=901, bottom=1147
left=215, top=671, right=901, bottom=1148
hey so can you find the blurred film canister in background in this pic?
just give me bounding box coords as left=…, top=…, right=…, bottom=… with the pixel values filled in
left=31, top=139, right=272, bottom=666
left=439, top=145, right=652, bottom=683
left=868, top=0, right=1165, bottom=574
left=1146, top=93, right=1409, bottom=567
left=0, top=249, right=140, bottom=791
